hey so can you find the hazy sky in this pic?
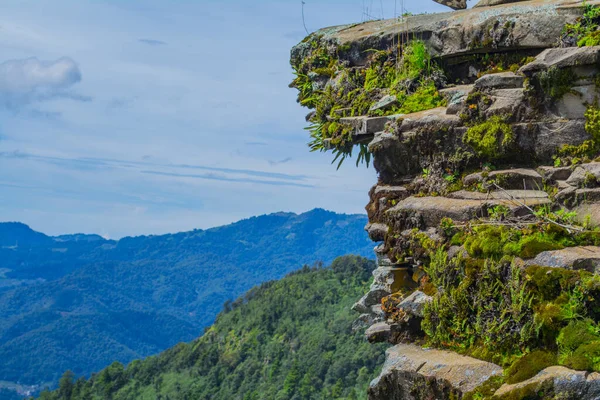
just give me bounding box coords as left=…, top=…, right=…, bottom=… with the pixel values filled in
left=0, top=0, right=467, bottom=238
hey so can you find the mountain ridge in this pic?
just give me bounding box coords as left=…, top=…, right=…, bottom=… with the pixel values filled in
left=35, top=255, right=386, bottom=400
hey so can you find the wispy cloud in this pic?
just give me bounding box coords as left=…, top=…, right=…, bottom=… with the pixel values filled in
left=139, top=38, right=167, bottom=46
left=0, top=151, right=312, bottom=185
left=141, top=170, right=315, bottom=188
left=0, top=57, right=87, bottom=109
left=268, top=157, right=293, bottom=166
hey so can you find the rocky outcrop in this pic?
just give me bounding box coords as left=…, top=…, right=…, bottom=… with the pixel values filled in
left=291, top=0, right=600, bottom=65
left=433, top=0, right=467, bottom=10
left=474, top=0, right=529, bottom=7
left=527, top=246, right=600, bottom=272
left=290, top=1, right=600, bottom=398
left=369, top=344, right=503, bottom=399
left=494, top=366, right=600, bottom=399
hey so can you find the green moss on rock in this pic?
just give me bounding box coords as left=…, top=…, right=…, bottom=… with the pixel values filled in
left=504, top=351, right=557, bottom=384
left=463, top=116, right=514, bottom=160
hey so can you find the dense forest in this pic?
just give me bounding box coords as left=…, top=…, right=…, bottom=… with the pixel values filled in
left=0, top=209, right=374, bottom=397
left=35, top=256, right=386, bottom=400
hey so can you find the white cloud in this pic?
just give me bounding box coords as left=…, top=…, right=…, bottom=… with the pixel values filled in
left=0, top=57, right=84, bottom=107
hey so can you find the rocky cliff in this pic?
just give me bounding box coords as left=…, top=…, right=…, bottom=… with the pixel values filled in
left=290, top=0, right=600, bottom=399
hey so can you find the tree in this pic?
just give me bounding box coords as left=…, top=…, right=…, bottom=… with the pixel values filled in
left=58, top=370, right=75, bottom=400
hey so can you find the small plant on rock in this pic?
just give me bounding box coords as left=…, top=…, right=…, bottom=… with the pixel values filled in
left=563, top=3, right=600, bottom=47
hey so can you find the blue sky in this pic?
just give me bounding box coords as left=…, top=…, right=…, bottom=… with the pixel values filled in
left=0, top=0, right=462, bottom=238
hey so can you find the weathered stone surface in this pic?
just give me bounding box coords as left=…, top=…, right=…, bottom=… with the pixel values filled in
left=368, top=344, right=503, bottom=400
left=292, top=0, right=598, bottom=64
left=376, top=253, right=396, bottom=267
left=374, top=243, right=387, bottom=257
left=474, top=72, right=525, bottom=90
left=440, top=85, right=471, bottom=114
left=439, top=84, right=473, bottom=99
left=557, top=180, right=572, bottom=190
left=355, top=289, right=388, bottom=310
left=474, top=0, right=528, bottom=7
left=555, top=185, right=600, bottom=205
left=369, top=130, right=464, bottom=182
left=567, top=163, right=600, bottom=188
left=557, top=84, right=600, bottom=119
left=372, top=304, right=385, bottom=319
left=353, top=313, right=380, bottom=331
left=574, top=203, right=600, bottom=228
left=387, top=194, right=551, bottom=231
left=520, top=46, right=600, bottom=75
left=463, top=168, right=543, bottom=190
left=387, top=197, right=489, bottom=228
left=485, top=88, right=526, bottom=117
left=527, top=246, right=600, bottom=272
left=532, top=120, right=590, bottom=160
left=369, top=95, right=397, bottom=112
left=352, top=299, right=371, bottom=314
left=371, top=119, right=588, bottom=184
left=339, top=115, right=395, bottom=137
left=572, top=188, right=600, bottom=204
left=494, top=366, right=600, bottom=399
left=538, top=166, right=573, bottom=181
left=358, top=267, right=416, bottom=309
left=365, top=322, right=391, bottom=343
left=395, top=107, right=460, bottom=132
left=448, top=189, right=549, bottom=201
left=397, top=291, right=431, bottom=318
left=433, top=0, right=466, bottom=10
left=365, top=223, right=389, bottom=242
left=374, top=185, right=410, bottom=197
left=556, top=185, right=578, bottom=204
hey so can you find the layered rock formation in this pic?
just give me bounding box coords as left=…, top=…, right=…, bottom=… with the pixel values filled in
left=291, top=0, right=600, bottom=398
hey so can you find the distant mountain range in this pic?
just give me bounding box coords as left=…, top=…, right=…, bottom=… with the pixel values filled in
left=0, top=209, right=374, bottom=399
left=35, top=256, right=386, bottom=400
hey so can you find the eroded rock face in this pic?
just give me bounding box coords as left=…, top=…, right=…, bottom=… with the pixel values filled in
left=433, top=0, right=467, bottom=10
left=474, top=72, right=525, bottom=90
left=368, top=344, right=503, bottom=400
left=397, top=291, right=431, bottom=318
left=527, top=246, right=600, bottom=272
left=494, top=366, right=600, bottom=399
left=474, top=0, right=529, bottom=7
left=290, top=2, right=600, bottom=398
left=291, top=0, right=600, bottom=64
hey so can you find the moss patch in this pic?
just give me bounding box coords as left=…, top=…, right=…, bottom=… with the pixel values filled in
left=460, top=223, right=582, bottom=261
left=463, top=376, right=504, bottom=400
left=418, top=235, right=600, bottom=379
left=504, top=351, right=556, bottom=384
left=463, top=116, right=514, bottom=160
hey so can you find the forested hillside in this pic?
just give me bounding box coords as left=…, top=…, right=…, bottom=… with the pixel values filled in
left=0, top=210, right=374, bottom=397
left=37, top=256, right=385, bottom=400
